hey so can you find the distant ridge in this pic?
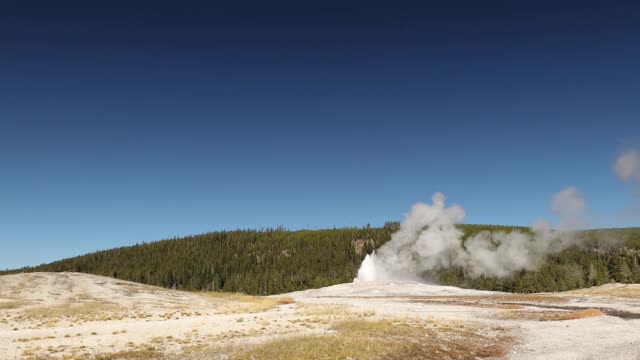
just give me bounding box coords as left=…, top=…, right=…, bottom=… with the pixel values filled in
left=2, top=225, right=639, bottom=295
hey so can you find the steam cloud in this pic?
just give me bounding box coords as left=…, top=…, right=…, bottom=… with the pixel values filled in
left=549, top=186, right=590, bottom=230
left=613, top=148, right=640, bottom=182
left=357, top=188, right=590, bottom=282
left=613, top=148, right=640, bottom=221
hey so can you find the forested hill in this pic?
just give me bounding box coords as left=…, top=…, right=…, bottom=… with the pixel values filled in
left=2, top=225, right=640, bottom=295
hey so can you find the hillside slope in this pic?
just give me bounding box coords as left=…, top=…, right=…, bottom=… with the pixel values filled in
left=2, top=225, right=640, bottom=295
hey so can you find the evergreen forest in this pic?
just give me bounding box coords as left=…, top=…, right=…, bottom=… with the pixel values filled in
left=2, top=224, right=639, bottom=295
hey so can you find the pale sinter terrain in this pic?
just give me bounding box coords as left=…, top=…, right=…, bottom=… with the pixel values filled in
left=1, top=272, right=639, bottom=359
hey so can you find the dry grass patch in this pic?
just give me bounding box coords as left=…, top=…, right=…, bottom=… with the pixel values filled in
left=223, top=318, right=512, bottom=360
left=0, top=300, right=28, bottom=309
left=202, top=292, right=294, bottom=314
left=1, top=274, right=46, bottom=297
left=565, top=284, right=640, bottom=298
left=496, top=303, right=524, bottom=309
left=72, top=348, right=162, bottom=360
left=409, top=293, right=569, bottom=311
left=499, top=308, right=604, bottom=321
left=415, top=294, right=569, bottom=304
left=295, top=303, right=352, bottom=317
left=23, top=301, right=123, bottom=324
left=411, top=298, right=525, bottom=310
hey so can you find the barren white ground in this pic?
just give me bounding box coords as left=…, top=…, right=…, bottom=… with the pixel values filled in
left=1, top=272, right=639, bottom=359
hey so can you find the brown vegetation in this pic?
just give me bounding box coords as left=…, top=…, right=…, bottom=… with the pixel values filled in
left=0, top=300, right=28, bottom=309
left=565, top=284, right=640, bottom=298
left=224, top=319, right=512, bottom=360
left=202, top=292, right=295, bottom=314
left=405, top=293, right=570, bottom=311
left=499, top=308, right=604, bottom=321
left=410, top=298, right=525, bottom=310
left=21, top=302, right=124, bottom=325
left=410, top=294, right=569, bottom=303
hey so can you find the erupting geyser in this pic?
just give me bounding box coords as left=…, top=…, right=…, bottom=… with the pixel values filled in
left=356, top=252, right=378, bottom=281
left=356, top=189, right=592, bottom=282
left=356, top=251, right=422, bottom=282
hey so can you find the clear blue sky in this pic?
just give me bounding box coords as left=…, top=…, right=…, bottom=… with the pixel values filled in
left=1, top=1, right=639, bottom=269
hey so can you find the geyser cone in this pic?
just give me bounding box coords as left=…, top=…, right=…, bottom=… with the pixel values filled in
left=356, top=251, right=378, bottom=281
left=356, top=251, right=419, bottom=282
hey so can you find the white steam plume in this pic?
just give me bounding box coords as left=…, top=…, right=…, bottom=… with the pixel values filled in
left=357, top=188, right=589, bottom=281
left=550, top=186, right=590, bottom=230
left=613, top=148, right=640, bottom=182
left=613, top=148, right=640, bottom=221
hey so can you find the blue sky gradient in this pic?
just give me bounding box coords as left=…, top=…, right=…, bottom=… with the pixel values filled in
left=1, top=1, right=639, bottom=268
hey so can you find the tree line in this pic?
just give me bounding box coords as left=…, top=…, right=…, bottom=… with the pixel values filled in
left=2, top=224, right=639, bottom=295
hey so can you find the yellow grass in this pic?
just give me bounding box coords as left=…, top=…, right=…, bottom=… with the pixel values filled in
left=22, top=301, right=124, bottom=324
left=295, top=303, right=352, bottom=316
left=411, top=298, right=525, bottom=310
left=500, top=308, right=604, bottom=321
left=534, top=308, right=604, bottom=321
left=201, top=292, right=295, bottom=314
left=41, top=348, right=163, bottom=360
left=92, top=348, right=162, bottom=360
left=224, top=318, right=512, bottom=360
left=565, top=284, right=640, bottom=298
left=0, top=300, right=28, bottom=309
left=413, top=294, right=569, bottom=303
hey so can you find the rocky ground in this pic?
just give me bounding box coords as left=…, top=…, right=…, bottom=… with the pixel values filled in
left=1, top=272, right=639, bottom=359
